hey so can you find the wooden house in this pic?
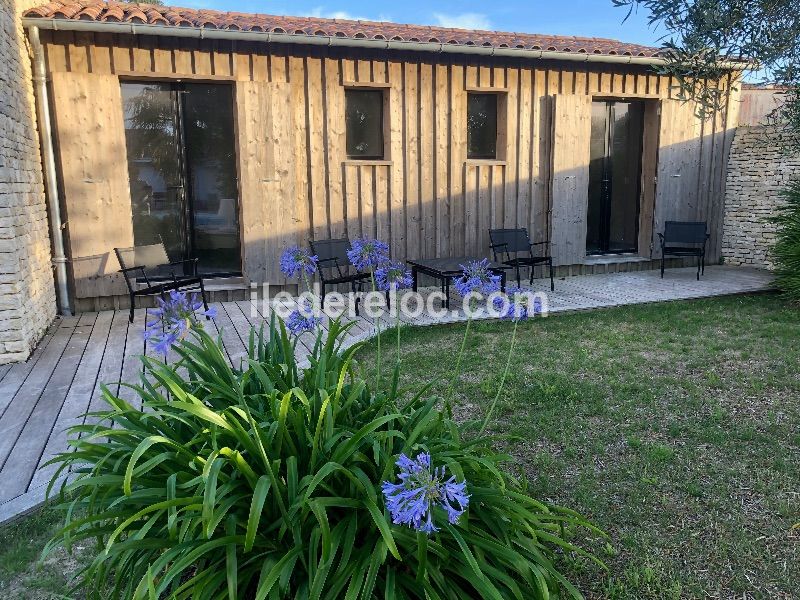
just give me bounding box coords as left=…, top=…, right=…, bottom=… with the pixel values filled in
left=21, top=1, right=742, bottom=311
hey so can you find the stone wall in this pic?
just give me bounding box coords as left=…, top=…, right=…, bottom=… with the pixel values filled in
left=0, top=0, right=57, bottom=364
left=722, top=126, right=800, bottom=269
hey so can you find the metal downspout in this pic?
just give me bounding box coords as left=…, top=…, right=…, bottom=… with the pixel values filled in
left=27, top=25, right=72, bottom=316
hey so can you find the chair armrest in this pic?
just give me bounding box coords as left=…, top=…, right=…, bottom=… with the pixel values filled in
left=118, top=265, right=146, bottom=275
left=489, top=242, right=509, bottom=251
left=165, top=258, right=199, bottom=276
left=117, top=265, right=149, bottom=290
left=530, top=241, right=549, bottom=246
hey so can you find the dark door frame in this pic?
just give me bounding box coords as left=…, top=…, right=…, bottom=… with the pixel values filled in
left=587, top=100, right=644, bottom=256
left=122, top=79, right=243, bottom=278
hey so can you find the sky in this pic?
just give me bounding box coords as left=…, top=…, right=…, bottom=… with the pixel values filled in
left=176, top=0, right=668, bottom=48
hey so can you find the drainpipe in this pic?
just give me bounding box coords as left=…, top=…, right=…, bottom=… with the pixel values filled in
left=27, top=25, right=72, bottom=316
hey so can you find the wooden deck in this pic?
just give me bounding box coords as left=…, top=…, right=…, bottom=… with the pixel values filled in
left=0, top=265, right=773, bottom=523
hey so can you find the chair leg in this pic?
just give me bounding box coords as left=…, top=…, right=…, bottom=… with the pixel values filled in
left=349, top=283, right=360, bottom=317
left=529, top=265, right=534, bottom=286
left=701, top=252, right=706, bottom=275
left=660, top=254, right=665, bottom=278
left=697, top=257, right=701, bottom=281
left=129, top=293, right=135, bottom=323
left=548, top=258, right=555, bottom=292
left=515, top=265, right=521, bottom=287
left=198, top=279, right=210, bottom=319
left=385, top=290, right=390, bottom=311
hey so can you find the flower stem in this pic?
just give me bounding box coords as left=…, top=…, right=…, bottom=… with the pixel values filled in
left=370, top=269, right=381, bottom=391
left=478, top=319, right=519, bottom=436
left=444, top=315, right=472, bottom=417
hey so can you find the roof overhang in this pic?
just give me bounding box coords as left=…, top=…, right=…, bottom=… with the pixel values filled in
left=20, top=17, right=695, bottom=68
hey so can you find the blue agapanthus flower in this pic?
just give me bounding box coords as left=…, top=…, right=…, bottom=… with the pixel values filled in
left=347, top=238, right=390, bottom=271
left=453, top=258, right=502, bottom=297
left=492, top=287, right=541, bottom=321
left=381, top=452, right=470, bottom=535
left=375, top=261, right=413, bottom=292
left=280, top=246, right=318, bottom=278
left=285, top=302, right=321, bottom=336
left=144, top=290, right=216, bottom=355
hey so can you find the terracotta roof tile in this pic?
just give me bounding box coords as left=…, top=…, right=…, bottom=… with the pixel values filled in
left=23, top=1, right=663, bottom=58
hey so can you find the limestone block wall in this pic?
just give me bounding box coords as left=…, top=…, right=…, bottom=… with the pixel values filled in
left=722, top=126, right=800, bottom=269
left=0, top=0, right=57, bottom=364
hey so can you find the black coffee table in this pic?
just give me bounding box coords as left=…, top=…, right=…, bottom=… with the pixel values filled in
left=407, top=257, right=508, bottom=308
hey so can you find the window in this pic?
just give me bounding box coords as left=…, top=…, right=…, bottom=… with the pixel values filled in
left=345, top=89, right=384, bottom=159
left=467, top=93, right=498, bottom=159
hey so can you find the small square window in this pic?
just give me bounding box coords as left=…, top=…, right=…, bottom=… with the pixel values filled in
left=467, top=93, right=498, bottom=159
left=345, top=89, right=384, bottom=159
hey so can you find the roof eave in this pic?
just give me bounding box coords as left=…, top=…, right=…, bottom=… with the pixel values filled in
left=22, top=17, right=747, bottom=70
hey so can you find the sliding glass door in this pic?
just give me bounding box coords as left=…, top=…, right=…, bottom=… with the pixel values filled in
left=586, top=100, right=644, bottom=255
left=122, top=81, right=241, bottom=275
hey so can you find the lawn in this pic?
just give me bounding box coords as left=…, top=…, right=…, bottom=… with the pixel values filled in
left=1, top=294, right=797, bottom=598
left=355, top=294, right=800, bottom=599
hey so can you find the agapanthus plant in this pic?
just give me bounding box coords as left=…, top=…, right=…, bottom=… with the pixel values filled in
left=347, top=237, right=390, bottom=271
left=347, top=238, right=391, bottom=390
left=375, top=261, right=413, bottom=292
left=446, top=259, right=502, bottom=410
left=480, top=288, right=538, bottom=434
left=452, top=258, right=502, bottom=297
left=382, top=452, right=470, bottom=534
left=285, top=300, right=321, bottom=336
left=144, top=290, right=216, bottom=355
left=493, top=286, right=543, bottom=321
left=376, top=260, right=413, bottom=362
left=280, top=246, right=318, bottom=280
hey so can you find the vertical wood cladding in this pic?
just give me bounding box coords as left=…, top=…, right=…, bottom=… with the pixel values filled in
left=40, top=30, right=739, bottom=293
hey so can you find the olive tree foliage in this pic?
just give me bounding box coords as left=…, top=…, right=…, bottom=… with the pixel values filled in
left=613, top=0, right=800, bottom=149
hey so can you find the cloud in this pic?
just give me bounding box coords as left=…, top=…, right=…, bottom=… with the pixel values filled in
left=304, top=6, right=392, bottom=22
left=433, top=12, right=492, bottom=30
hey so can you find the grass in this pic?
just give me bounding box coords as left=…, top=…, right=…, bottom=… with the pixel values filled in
left=357, top=294, right=800, bottom=599
left=1, top=294, right=797, bottom=598
left=0, top=503, right=91, bottom=598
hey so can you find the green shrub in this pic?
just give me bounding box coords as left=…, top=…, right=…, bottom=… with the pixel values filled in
left=45, top=318, right=603, bottom=599
left=771, top=178, right=800, bottom=302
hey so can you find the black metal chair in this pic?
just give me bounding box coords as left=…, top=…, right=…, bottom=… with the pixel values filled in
left=658, top=221, right=710, bottom=280
left=489, top=228, right=554, bottom=291
left=309, top=238, right=389, bottom=316
left=114, top=243, right=208, bottom=323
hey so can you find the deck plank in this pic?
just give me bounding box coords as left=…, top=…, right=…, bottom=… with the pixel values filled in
left=0, top=315, right=98, bottom=502
left=211, top=302, right=248, bottom=368
left=0, top=319, right=78, bottom=470
left=85, top=310, right=130, bottom=416
left=116, top=309, right=147, bottom=409
left=0, top=316, right=91, bottom=502
left=29, top=311, right=115, bottom=491
left=0, top=319, right=65, bottom=417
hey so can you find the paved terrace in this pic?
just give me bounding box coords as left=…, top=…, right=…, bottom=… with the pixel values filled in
left=0, top=265, right=773, bottom=523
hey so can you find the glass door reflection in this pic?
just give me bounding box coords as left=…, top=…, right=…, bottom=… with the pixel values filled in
left=586, top=100, right=644, bottom=255
left=122, top=81, right=241, bottom=275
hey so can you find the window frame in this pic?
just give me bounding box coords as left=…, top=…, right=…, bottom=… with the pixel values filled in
left=344, top=86, right=388, bottom=161
left=467, top=92, right=499, bottom=160
left=465, top=89, right=509, bottom=163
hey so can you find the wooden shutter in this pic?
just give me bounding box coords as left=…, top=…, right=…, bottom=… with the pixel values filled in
left=235, top=81, right=297, bottom=285
left=652, top=98, right=703, bottom=258
left=50, top=72, right=133, bottom=298
left=550, top=94, right=592, bottom=266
